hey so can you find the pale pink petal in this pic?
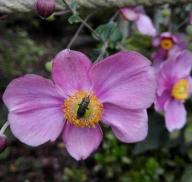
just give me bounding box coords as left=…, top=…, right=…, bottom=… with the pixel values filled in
left=3, top=74, right=63, bottom=112
left=154, top=91, right=170, bottom=112
left=52, top=49, right=92, bottom=97
left=152, top=37, right=161, bottom=47
left=102, top=104, right=148, bottom=143
left=89, top=51, right=156, bottom=110
left=188, top=77, right=192, bottom=94
left=156, top=69, right=173, bottom=96
left=9, top=107, right=64, bottom=146
left=135, top=14, right=157, bottom=37
left=120, top=8, right=138, bottom=21
left=62, top=124, right=102, bottom=160
left=172, top=50, right=192, bottom=78
left=3, top=74, right=64, bottom=146
left=165, top=100, right=187, bottom=132
left=160, top=50, right=192, bottom=82
left=160, top=32, right=174, bottom=39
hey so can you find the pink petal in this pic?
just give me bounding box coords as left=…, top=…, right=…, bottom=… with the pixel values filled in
left=152, top=37, right=161, bottom=47
left=154, top=91, right=170, bottom=112
left=135, top=14, right=157, bottom=37
left=3, top=74, right=65, bottom=146
left=156, top=69, right=173, bottom=96
left=52, top=49, right=92, bottom=97
left=165, top=100, right=187, bottom=132
left=160, top=50, right=192, bottom=82
left=160, top=32, right=174, bottom=39
left=173, top=50, right=192, bottom=78
left=3, top=74, right=63, bottom=112
left=9, top=107, right=64, bottom=146
left=90, top=51, right=156, bottom=110
left=62, top=124, right=102, bottom=160
left=102, top=104, right=148, bottom=143
left=120, top=8, right=139, bottom=21
left=188, top=77, right=192, bottom=94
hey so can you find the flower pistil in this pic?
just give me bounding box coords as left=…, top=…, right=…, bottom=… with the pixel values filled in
left=160, top=38, right=174, bottom=50
left=171, top=79, right=189, bottom=101
left=64, top=91, right=103, bottom=128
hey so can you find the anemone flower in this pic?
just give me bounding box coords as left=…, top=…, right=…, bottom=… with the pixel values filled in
left=120, top=6, right=157, bottom=37
left=3, top=50, right=156, bottom=160
left=154, top=50, right=192, bottom=132
left=152, top=32, right=187, bottom=69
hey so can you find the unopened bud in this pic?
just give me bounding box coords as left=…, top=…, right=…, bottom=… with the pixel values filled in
left=35, top=0, right=55, bottom=18
left=0, top=133, right=7, bottom=152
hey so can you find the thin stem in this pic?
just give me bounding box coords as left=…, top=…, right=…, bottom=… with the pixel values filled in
left=66, top=14, right=91, bottom=49
left=109, top=11, right=119, bottom=23
left=95, top=11, right=119, bottom=62
left=174, top=18, right=188, bottom=32
left=0, top=121, right=9, bottom=134
left=53, top=10, right=71, bottom=16
left=62, top=0, right=102, bottom=41
left=95, top=41, right=108, bottom=62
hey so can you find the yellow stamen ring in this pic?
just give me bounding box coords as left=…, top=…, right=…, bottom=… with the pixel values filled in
left=64, top=91, right=103, bottom=128
left=171, top=79, right=189, bottom=101
left=160, top=38, right=174, bottom=50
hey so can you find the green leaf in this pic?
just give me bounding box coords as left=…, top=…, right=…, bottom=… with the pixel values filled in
left=133, top=113, right=168, bottom=154
left=68, top=14, right=81, bottom=24
left=93, top=22, right=122, bottom=44
left=69, top=0, right=80, bottom=13
left=122, top=33, right=152, bottom=57
left=181, top=166, right=192, bottom=182
left=186, top=25, right=192, bottom=36
left=184, top=115, right=192, bottom=143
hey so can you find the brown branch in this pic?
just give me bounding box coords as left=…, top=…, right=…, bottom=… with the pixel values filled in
left=0, top=0, right=191, bottom=13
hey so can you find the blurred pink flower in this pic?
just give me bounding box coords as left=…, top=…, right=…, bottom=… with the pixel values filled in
left=152, top=32, right=187, bottom=69
left=154, top=50, right=192, bottom=132
left=3, top=50, right=156, bottom=160
left=120, top=6, right=157, bottom=37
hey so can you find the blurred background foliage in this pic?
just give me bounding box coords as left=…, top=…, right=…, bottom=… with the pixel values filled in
left=1, top=2, right=192, bottom=182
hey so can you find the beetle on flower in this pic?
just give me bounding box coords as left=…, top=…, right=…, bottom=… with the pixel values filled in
left=3, top=50, right=156, bottom=160
left=154, top=50, right=192, bottom=132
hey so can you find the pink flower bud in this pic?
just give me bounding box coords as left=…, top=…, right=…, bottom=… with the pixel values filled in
left=35, top=0, right=55, bottom=18
left=0, top=134, right=7, bottom=152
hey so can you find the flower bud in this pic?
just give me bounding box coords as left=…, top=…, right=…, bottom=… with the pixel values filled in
left=0, top=133, right=7, bottom=152
left=35, top=0, right=55, bottom=18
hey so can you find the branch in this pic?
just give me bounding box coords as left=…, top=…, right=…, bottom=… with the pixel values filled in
left=0, top=0, right=191, bottom=13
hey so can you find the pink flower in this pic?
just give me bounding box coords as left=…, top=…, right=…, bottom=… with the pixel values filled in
left=154, top=51, right=192, bottom=132
left=35, top=0, right=55, bottom=18
left=152, top=32, right=187, bottom=69
left=3, top=50, right=156, bottom=160
left=120, top=6, right=157, bottom=37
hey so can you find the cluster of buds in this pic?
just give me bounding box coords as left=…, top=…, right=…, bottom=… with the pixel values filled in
left=35, top=0, right=55, bottom=18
